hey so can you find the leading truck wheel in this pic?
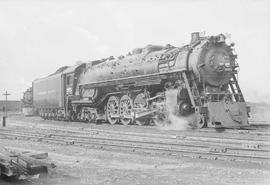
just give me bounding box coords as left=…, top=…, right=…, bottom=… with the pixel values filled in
left=178, top=100, right=192, bottom=116
left=106, top=96, right=120, bottom=125
left=196, top=114, right=206, bottom=128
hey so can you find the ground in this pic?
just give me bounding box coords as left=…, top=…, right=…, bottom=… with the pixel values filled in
left=0, top=115, right=270, bottom=185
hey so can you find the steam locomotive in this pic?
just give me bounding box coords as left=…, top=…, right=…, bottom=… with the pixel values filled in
left=24, top=33, right=250, bottom=128
left=21, top=87, right=34, bottom=116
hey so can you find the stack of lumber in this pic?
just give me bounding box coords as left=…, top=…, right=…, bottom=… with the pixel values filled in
left=0, top=147, right=55, bottom=179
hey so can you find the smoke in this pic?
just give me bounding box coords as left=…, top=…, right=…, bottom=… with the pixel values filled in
left=156, top=89, right=192, bottom=131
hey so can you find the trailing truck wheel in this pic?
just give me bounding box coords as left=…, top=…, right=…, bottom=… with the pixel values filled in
left=106, top=96, right=120, bottom=125
left=119, top=95, right=133, bottom=125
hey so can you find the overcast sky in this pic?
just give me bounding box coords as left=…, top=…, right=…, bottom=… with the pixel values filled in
left=0, top=0, right=269, bottom=102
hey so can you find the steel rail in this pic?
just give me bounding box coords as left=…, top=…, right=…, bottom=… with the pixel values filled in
left=8, top=119, right=270, bottom=137
left=1, top=128, right=269, bottom=164
left=4, top=122, right=270, bottom=145
left=1, top=127, right=270, bottom=149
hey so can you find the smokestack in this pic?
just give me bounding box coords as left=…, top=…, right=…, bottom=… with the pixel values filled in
left=190, top=32, right=200, bottom=44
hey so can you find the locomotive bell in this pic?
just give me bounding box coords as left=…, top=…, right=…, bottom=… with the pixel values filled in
left=190, top=32, right=200, bottom=44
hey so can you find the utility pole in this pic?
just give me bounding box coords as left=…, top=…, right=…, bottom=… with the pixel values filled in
left=2, top=91, right=11, bottom=127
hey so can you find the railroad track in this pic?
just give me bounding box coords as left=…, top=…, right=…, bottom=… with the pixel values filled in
left=4, top=119, right=270, bottom=147
left=3, top=124, right=270, bottom=155
left=7, top=119, right=270, bottom=137
left=0, top=126, right=270, bottom=165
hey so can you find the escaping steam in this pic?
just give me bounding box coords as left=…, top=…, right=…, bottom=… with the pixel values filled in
left=157, top=89, right=194, bottom=130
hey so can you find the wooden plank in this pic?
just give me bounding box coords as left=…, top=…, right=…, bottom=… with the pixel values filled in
left=0, top=148, right=54, bottom=178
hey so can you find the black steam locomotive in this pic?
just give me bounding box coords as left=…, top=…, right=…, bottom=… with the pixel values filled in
left=24, top=33, right=250, bottom=128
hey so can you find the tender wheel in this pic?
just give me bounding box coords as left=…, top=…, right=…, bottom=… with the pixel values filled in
left=71, top=112, right=76, bottom=122
left=106, top=96, right=120, bottom=124
left=119, top=95, right=133, bottom=125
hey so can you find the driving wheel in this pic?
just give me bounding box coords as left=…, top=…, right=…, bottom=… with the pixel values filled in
left=106, top=96, right=120, bottom=124
left=119, top=95, right=133, bottom=125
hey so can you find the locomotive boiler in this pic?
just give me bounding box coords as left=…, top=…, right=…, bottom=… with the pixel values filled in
left=30, top=32, right=250, bottom=128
